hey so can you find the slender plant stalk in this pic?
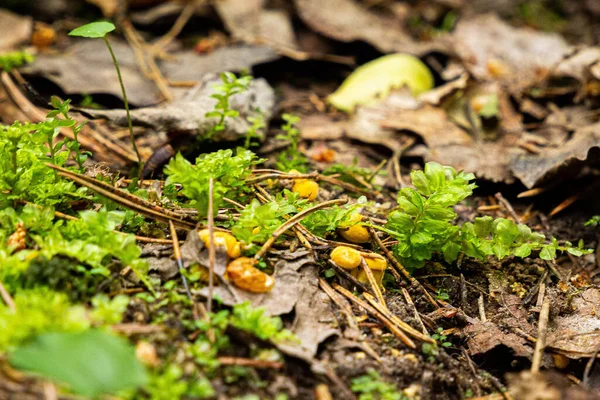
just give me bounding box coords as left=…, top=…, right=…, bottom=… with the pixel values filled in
left=207, top=177, right=216, bottom=314
left=103, top=36, right=143, bottom=174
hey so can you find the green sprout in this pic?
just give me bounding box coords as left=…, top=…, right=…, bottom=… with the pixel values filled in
left=68, top=22, right=142, bottom=175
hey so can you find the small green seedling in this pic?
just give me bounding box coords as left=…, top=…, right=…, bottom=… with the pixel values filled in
left=68, top=22, right=142, bottom=175
left=205, top=72, right=252, bottom=139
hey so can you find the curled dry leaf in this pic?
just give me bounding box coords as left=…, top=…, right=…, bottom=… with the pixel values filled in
left=83, top=74, right=275, bottom=142
left=24, top=40, right=279, bottom=107
left=294, top=0, right=447, bottom=56
left=547, top=288, right=600, bottom=359
left=0, top=9, right=32, bottom=51
left=452, top=14, right=571, bottom=90
left=214, top=0, right=298, bottom=50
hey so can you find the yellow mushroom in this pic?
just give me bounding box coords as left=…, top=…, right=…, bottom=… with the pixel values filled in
left=198, top=229, right=241, bottom=259
left=338, top=213, right=370, bottom=243
left=292, top=179, right=319, bottom=201
left=226, top=257, right=275, bottom=293
left=330, top=246, right=362, bottom=270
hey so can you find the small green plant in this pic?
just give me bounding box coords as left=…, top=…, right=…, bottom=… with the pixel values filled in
left=432, top=327, right=452, bottom=348
left=379, top=162, right=591, bottom=270
left=351, top=370, right=407, bottom=400
left=301, top=196, right=366, bottom=237
left=69, top=21, right=142, bottom=174
left=47, top=96, right=91, bottom=172
left=10, top=329, right=147, bottom=397
left=232, top=190, right=306, bottom=246
left=585, top=216, right=600, bottom=227
left=0, top=50, right=34, bottom=72
left=435, top=289, right=449, bottom=301
left=0, top=288, right=89, bottom=351
left=90, top=294, right=130, bottom=325
left=275, top=113, right=309, bottom=172
left=244, top=111, right=266, bottom=149
left=230, top=302, right=296, bottom=343
left=146, top=364, right=214, bottom=400
left=205, top=72, right=252, bottom=139
left=322, top=158, right=383, bottom=187
left=164, top=148, right=262, bottom=217
left=422, top=327, right=452, bottom=361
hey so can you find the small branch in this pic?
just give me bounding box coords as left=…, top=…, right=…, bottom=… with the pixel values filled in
left=0, top=279, right=16, bottom=312
left=359, top=258, right=386, bottom=308
left=495, top=192, right=521, bottom=223
left=368, top=226, right=439, bottom=308
left=401, top=287, right=428, bottom=336
left=531, top=296, right=551, bottom=373
left=207, top=177, right=216, bottom=315
left=333, top=284, right=416, bottom=349
left=254, top=199, right=347, bottom=259
left=327, top=260, right=372, bottom=294
left=478, top=295, right=487, bottom=323
left=169, top=220, right=198, bottom=320
left=363, top=292, right=434, bottom=344
left=217, top=356, right=283, bottom=369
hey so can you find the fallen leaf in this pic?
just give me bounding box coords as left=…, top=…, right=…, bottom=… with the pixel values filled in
left=82, top=74, right=275, bottom=142
left=214, top=0, right=298, bottom=50
left=547, top=288, right=600, bottom=358
left=160, top=45, right=280, bottom=82
left=275, top=265, right=340, bottom=361
left=327, top=54, right=434, bottom=112
left=294, top=0, right=447, bottom=55
left=196, top=249, right=315, bottom=317
left=130, top=1, right=211, bottom=25
left=23, top=40, right=279, bottom=107
left=510, top=121, right=600, bottom=188
left=506, top=371, right=599, bottom=400
left=0, top=9, right=32, bottom=51
left=452, top=14, right=571, bottom=90
left=464, top=321, right=532, bottom=358
left=23, top=40, right=162, bottom=107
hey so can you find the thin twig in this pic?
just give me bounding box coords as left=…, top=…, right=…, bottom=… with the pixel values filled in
left=368, top=226, right=439, bottom=308
left=0, top=279, right=16, bottom=312
left=217, top=356, right=283, bottom=369
left=169, top=220, right=198, bottom=320
left=207, top=177, right=215, bottom=315
left=328, top=260, right=372, bottom=294
left=478, top=295, right=487, bottom=323
left=531, top=296, right=551, bottom=373
left=359, top=258, right=386, bottom=308
left=495, top=192, right=521, bottom=223
left=583, top=343, right=600, bottom=387
left=319, top=278, right=359, bottom=332
left=401, top=287, right=428, bottom=336
left=333, top=284, right=416, bottom=349
left=49, top=164, right=195, bottom=228
left=254, top=199, right=347, bottom=259
left=363, top=292, right=434, bottom=344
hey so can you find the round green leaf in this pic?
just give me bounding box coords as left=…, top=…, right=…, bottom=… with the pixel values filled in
left=69, top=22, right=115, bottom=38
left=10, top=330, right=147, bottom=397
left=327, top=53, right=434, bottom=112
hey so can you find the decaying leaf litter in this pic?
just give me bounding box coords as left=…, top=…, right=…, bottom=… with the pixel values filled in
left=1, top=1, right=600, bottom=399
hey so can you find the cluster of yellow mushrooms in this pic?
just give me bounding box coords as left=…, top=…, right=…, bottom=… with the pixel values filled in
left=195, top=173, right=387, bottom=293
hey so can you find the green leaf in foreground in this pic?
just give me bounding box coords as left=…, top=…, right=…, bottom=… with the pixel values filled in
left=327, top=53, right=434, bottom=112
left=68, top=21, right=115, bottom=38
left=10, top=330, right=147, bottom=397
